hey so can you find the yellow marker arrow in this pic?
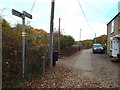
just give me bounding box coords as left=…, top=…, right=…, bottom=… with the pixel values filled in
left=22, top=32, right=26, bottom=36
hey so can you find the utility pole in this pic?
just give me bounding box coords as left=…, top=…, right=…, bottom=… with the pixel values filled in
left=80, top=29, right=82, bottom=41
left=94, top=33, right=96, bottom=43
left=50, top=0, right=55, bottom=67
left=58, top=18, right=60, bottom=54
left=12, top=9, right=32, bottom=78
left=80, top=29, right=82, bottom=46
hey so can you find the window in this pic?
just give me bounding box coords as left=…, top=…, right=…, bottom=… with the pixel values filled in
left=111, top=20, right=114, bottom=33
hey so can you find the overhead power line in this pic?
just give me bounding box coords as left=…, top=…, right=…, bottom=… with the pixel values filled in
left=30, top=0, right=36, bottom=13
left=0, top=8, right=6, bottom=15
left=77, top=0, right=95, bottom=34
left=0, top=5, right=10, bottom=15
left=27, top=0, right=36, bottom=25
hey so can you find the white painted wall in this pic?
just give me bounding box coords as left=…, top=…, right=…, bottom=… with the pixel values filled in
left=112, top=40, right=119, bottom=57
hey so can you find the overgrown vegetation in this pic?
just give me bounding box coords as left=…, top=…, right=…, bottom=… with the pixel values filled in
left=53, top=32, right=75, bottom=51
left=2, top=17, right=107, bottom=88
left=2, top=18, right=76, bottom=88
left=76, top=35, right=107, bottom=49
left=60, top=35, right=75, bottom=50
left=81, top=40, right=93, bottom=49
left=2, top=19, right=50, bottom=88
left=95, top=35, right=107, bottom=45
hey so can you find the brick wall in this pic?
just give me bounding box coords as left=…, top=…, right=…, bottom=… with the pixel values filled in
left=107, top=14, right=119, bottom=56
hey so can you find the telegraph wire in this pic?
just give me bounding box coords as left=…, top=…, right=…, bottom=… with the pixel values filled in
left=86, top=2, right=118, bottom=18
left=85, top=3, right=104, bottom=15
left=27, top=0, right=37, bottom=25
left=30, top=0, right=37, bottom=13
left=0, top=8, right=6, bottom=15
left=77, top=0, right=96, bottom=34
left=0, top=5, right=10, bottom=15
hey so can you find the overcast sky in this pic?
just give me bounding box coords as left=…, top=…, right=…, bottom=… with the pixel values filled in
left=0, top=0, right=119, bottom=41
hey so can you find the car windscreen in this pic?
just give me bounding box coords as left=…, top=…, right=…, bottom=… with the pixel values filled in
left=94, top=44, right=102, bottom=48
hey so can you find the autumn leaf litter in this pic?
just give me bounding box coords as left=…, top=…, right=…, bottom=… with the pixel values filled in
left=20, top=62, right=117, bottom=88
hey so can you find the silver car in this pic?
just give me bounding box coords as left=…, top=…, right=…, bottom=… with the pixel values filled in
left=93, top=44, right=104, bottom=53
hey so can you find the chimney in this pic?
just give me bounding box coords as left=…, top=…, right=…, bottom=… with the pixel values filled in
left=118, top=1, right=120, bottom=13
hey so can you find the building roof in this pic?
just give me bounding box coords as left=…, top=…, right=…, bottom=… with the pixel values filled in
left=107, top=12, right=120, bottom=25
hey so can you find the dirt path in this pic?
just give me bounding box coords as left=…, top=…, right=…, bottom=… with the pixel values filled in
left=91, top=50, right=119, bottom=86
left=59, top=49, right=95, bottom=78
left=59, top=49, right=119, bottom=87
left=21, top=49, right=119, bottom=88
left=21, top=63, right=116, bottom=88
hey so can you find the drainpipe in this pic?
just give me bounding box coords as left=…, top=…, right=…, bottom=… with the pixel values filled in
left=106, top=24, right=108, bottom=54
left=118, top=14, right=120, bottom=60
